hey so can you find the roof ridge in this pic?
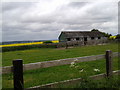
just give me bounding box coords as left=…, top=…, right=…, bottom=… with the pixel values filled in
left=62, top=31, right=91, bottom=32
left=61, top=31, right=101, bottom=33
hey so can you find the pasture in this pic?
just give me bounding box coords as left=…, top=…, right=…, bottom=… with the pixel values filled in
left=2, top=43, right=119, bottom=88
left=2, top=57, right=119, bottom=88
left=2, top=43, right=118, bottom=66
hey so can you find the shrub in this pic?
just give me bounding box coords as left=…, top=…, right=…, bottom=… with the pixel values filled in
left=43, top=41, right=52, bottom=44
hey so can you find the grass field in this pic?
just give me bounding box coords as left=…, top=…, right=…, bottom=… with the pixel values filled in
left=2, top=57, right=119, bottom=88
left=2, top=43, right=119, bottom=89
left=2, top=43, right=118, bottom=66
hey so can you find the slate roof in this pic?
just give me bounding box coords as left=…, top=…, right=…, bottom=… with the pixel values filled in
left=61, top=31, right=105, bottom=38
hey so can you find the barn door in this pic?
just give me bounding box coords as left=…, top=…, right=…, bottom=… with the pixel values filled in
left=84, top=37, right=87, bottom=41
left=84, top=37, right=87, bottom=45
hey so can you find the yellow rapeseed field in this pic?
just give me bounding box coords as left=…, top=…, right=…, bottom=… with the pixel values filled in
left=51, top=40, right=59, bottom=43
left=0, top=40, right=59, bottom=47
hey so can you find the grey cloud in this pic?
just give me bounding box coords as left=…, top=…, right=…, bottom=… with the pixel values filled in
left=21, top=14, right=57, bottom=24
left=2, top=1, right=118, bottom=41
left=2, top=2, right=34, bottom=12
left=68, top=2, right=89, bottom=8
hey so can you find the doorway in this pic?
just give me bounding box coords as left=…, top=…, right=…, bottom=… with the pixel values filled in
left=84, top=37, right=87, bottom=41
left=84, top=37, right=87, bottom=45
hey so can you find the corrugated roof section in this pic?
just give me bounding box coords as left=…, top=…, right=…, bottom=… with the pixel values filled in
left=62, top=31, right=105, bottom=38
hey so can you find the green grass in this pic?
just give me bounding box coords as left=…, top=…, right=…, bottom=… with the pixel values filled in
left=2, top=57, right=119, bottom=88
left=2, top=43, right=118, bottom=66
left=2, top=43, right=119, bottom=89
left=57, top=75, right=120, bottom=88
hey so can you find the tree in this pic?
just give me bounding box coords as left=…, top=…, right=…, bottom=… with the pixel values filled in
left=115, top=34, right=120, bottom=39
left=91, top=29, right=112, bottom=37
left=101, top=32, right=112, bottom=37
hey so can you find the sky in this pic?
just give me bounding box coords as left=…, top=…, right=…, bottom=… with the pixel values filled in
left=1, top=0, right=118, bottom=41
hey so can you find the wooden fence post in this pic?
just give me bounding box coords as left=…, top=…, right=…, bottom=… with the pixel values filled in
left=13, top=59, right=24, bottom=90
left=105, top=50, right=113, bottom=77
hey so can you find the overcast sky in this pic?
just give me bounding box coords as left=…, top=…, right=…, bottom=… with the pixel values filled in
left=2, top=0, right=118, bottom=41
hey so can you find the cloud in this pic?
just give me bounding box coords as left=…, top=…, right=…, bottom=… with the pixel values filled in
left=2, top=1, right=118, bottom=41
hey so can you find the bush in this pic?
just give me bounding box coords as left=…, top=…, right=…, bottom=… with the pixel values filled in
left=43, top=41, right=53, bottom=44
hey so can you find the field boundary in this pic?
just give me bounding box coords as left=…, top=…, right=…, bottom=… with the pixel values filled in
left=2, top=40, right=109, bottom=52
left=2, top=52, right=118, bottom=74
left=26, top=70, right=120, bottom=89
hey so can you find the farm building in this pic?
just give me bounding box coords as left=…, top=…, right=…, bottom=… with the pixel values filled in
left=58, top=30, right=107, bottom=42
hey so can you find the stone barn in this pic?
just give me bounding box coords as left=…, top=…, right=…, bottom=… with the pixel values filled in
left=58, top=31, right=107, bottom=43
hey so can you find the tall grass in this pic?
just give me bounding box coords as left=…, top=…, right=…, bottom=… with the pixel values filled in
left=57, top=75, right=120, bottom=88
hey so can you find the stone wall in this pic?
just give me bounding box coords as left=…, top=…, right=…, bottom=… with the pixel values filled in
left=63, top=36, right=107, bottom=42
left=57, top=39, right=108, bottom=48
